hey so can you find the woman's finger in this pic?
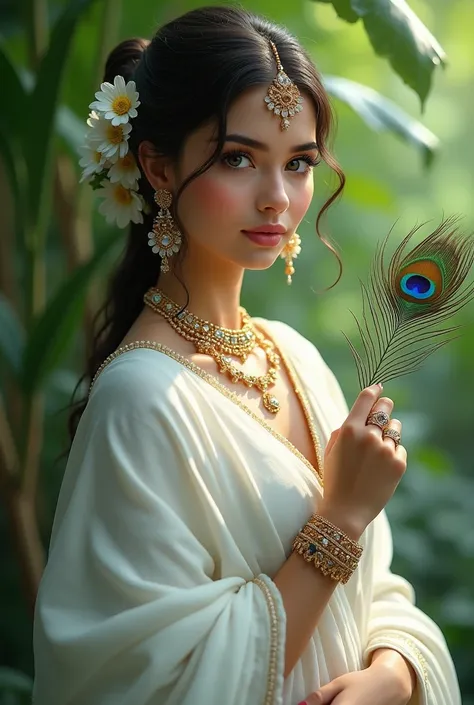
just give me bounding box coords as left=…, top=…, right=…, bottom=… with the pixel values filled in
left=299, top=679, right=344, bottom=704
left=365, top=396, right=394, bottom=438
left=325, top=427, right=341, bottom=455
left=348, top=383, right=384, bottom=426
left=382, top=417, right=402, bottom=449
left=298, top=694, right=322, bottom=705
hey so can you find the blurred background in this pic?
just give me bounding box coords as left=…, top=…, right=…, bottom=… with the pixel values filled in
left=1, top=0, right=473, bottom=702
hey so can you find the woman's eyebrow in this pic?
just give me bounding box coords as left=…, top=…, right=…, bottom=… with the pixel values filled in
left=221, top=133, right=318, bottom=152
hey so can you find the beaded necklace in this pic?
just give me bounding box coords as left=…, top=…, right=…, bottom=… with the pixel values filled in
left=143, top=287, right=282, bottom=414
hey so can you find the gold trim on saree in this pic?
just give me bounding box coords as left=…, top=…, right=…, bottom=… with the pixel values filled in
left=367, top=635, right=431, bottom=700
left=252, top=576, right=282, bottom=705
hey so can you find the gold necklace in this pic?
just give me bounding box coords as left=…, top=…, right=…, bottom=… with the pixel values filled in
left=143, top=287, right=282, bottom=414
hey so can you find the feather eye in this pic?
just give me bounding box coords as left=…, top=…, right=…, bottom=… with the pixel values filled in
left=344, top=218, right=474, bottom=389
left=396, top=260, right=443, bottom=303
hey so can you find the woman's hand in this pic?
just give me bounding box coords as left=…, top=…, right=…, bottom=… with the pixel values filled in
left=298, top=651, right=414, bottom=705
left=318, top=384, right=407, bottom=540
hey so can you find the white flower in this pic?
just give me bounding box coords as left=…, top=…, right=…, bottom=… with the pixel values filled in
left=87, top=109, right=100, bottom=127
left=108, top=152, right=141, bottom=188
left=280, top=233, right=301, bottom=259
left=78, top=142, right=109, bottom=182
left=90, top=76, right=140, bottom=126
left=97, top=181, right=144, bottom=228
left=87, top=111, right=132, bottom=161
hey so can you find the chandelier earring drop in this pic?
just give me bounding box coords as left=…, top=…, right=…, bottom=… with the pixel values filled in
left=280, top=233, right=302, bottom=285
left=147, top=189, right=182, bottom=273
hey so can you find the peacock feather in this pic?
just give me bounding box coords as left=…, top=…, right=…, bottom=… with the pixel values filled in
left=343, top=218, right=474, bottom=389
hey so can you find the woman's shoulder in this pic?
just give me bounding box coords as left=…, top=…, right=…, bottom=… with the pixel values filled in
left=88, top=343, right=194, bottom=412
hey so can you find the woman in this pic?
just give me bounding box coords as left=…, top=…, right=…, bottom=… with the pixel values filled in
left=33, top=6, right=461, bottom=705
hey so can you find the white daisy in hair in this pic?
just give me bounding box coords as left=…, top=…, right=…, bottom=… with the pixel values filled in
left=87, top=111, right=132, bottom=161
left=97, top=180, right=144, bottom=228
left=78, top=142, right=109, bottom=183
left=90, top=76, right=140, bottom=126
left=108, top=152, right=141, bottom=189
left=86, top=109, right=100, bottom=127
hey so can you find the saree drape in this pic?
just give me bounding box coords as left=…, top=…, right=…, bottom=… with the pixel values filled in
left=33, top=319, right=461, bottom=705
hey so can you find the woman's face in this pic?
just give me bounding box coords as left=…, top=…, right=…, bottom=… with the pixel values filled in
left=173, top=85, right=319, bottom=273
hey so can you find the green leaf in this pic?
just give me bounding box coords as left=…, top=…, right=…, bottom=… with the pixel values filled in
left=23, top=0, right=98, bottom=239
left=353, top=0, right=446, bottom=107
left=0, top=667, right=33, bottom=694
left=0, top=46, right=27, bottom=139
left=56, top=105, right=87, bottom=155
left=0, top=129, right=24, bottom=237
left=20, top=231, right=120, bottom=396
left=313, top=0, right=446, bottom=106
left=323, top=75, right=439, bottom=167
left=314, top=0, right=359, bottom=22
left=0, top=295, right=25, bottom=379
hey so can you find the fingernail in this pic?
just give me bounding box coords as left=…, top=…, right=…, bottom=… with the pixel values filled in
left=377, top=382, right=383, bottom=389
left=297, top=701, right=308, bottom=705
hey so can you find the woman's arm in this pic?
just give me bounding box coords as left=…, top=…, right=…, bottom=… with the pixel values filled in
left=274, top=507, right=362, bottom=677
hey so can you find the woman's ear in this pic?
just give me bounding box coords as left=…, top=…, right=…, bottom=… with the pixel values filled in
left=138, top=141, right=176, bottom=192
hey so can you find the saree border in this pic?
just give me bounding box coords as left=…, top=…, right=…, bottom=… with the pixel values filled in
left=252, top=575, right=285, bottom=705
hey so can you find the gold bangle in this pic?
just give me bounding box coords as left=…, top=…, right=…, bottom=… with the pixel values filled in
left=292, top=514, right=363, bottom=584
left=306, top=515, right=363, bottom=559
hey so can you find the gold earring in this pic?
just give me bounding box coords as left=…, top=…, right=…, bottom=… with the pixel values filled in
left=147, top=189, right=182, bottom=273
left=280, top=233, right=301, bottom=285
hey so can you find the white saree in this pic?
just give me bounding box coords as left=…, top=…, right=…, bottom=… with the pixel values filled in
left=33, top=319, right=461, bottom=705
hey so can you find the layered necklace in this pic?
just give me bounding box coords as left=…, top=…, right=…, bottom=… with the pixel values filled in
left=143, top=287, right=282, bottom=414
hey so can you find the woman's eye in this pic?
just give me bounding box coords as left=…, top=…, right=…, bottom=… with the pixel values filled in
left=223, top=152, right=252, bottom=169
left=287, top=157, right=317, bottom=173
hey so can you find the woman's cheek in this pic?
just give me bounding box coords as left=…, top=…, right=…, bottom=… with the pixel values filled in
left=292, top=180, right=313, bottom=222
left=188, top=174, right=243, bottom=219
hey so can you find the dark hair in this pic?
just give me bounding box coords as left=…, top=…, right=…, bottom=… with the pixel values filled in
left=67, top=5, right=345, bottom=445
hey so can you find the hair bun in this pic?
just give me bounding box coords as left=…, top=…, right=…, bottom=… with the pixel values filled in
left=103, top=37, right=149, bottom=84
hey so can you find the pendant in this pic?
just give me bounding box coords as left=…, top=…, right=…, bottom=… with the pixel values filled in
left=263, top=391, right=280, bottom=414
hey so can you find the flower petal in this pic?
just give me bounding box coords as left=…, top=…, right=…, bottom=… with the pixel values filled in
left=114, top=75, right=126, bottom=93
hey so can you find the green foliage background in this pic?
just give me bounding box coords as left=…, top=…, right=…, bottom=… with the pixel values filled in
left=1, top=0, right=473, bottom=701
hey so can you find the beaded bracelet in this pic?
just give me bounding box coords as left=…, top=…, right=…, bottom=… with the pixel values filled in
left=292, top=514, right=363, bottom=584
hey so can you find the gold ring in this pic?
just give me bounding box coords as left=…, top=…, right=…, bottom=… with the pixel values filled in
left=366, top=410, right=390, bottom=430
left=382, top=428, right=401, bottom=447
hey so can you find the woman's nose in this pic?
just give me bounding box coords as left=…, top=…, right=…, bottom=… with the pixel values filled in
left=256, top=176, right=290, bottom=214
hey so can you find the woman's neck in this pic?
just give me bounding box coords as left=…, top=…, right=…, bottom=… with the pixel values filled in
left=156, top=262, right=245, bottom=330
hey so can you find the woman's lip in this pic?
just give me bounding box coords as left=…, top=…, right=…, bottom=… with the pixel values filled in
left=243, top=226, right=287, bottom=234
left=243, top=231, right=282, bottom=246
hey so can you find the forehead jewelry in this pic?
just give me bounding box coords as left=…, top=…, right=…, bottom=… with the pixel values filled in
left=264, top=40, right=304, bottom=131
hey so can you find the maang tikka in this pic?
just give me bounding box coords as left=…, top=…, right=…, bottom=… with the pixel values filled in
left=148, top=189, right=182, bottom=273
left=264, top=40, right=304, bottom=131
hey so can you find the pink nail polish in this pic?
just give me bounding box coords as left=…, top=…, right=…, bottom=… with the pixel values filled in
left=297, top=701, right=308, bottom=705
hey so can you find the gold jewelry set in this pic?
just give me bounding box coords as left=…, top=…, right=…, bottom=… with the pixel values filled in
left=142, top=41, right=365, bottom=585
left=143, top=287, right=282, bottom=414
left=366, top=409, right=402, bottom=447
